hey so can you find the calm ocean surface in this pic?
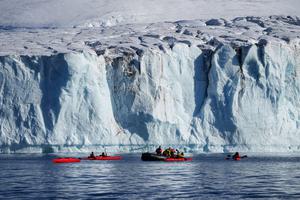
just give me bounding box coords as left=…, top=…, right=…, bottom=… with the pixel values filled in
left=1, top=153, right=300, bottom=199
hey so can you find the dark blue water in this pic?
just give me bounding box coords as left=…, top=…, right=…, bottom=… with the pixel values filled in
left=1, top=153, right=300, bottom=199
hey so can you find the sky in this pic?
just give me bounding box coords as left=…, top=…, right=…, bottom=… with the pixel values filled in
left=0, top=0, right=299, bottom=28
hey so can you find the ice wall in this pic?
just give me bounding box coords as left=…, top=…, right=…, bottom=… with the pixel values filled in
left=0, top=40, right=300, bottom=153
left=198, top=42, right=300, bottom=152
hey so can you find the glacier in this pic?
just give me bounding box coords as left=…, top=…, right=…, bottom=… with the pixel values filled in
left=1, top=0, right=299, bottom=28
left=0, top=16, right=300, bottom=153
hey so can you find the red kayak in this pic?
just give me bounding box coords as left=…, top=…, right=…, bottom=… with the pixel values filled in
left=82, top=156, right=122, bottom=160
left=52, top=157, right=81, bottom=163
left=225, top=155, right=247, bottom=161
left=233, top=157, right=241, bottom=161
left=164, top=157, right=192, bottom=162
left=141, top=153, right=192, bottom=162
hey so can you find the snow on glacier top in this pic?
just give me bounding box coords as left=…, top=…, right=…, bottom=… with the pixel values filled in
left=0, top=0, right=299, bottom=56
left=0, top=0, right=300, bottom=28
left=0, top=16, right=299, bottom=56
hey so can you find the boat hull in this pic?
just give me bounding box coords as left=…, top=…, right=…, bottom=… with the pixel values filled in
left=52, top=157, right=81, bottom=163
left=82, top=156, right=122, bottom=160
left=141, top=153, right=192, bottom=162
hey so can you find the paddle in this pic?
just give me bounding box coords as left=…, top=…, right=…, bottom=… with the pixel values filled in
left=225, top=154, right=248, bottom=160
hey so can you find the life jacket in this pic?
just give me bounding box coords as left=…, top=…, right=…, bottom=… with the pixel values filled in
left=233, top=154, right=240, bottom=160
left=163, top=149, right=171, bottom=157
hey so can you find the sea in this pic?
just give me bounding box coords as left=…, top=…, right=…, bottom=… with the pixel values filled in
left=1, top=153, right=300, bottom=199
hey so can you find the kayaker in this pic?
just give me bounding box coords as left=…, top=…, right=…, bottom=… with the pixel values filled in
left=163, top=148, right=171, bottom=157
left=170, top=148, right=176, bottom=158
left=89, top=152, right=96, bottom=159
left=101, top=152, right=107, bottom=157
left=176, top=149, right=184, bottom=158
left=156, top=146, right=163, bottom=155
left=232, top=152, right=240, bottom=160
left=163, top=149, right=169, bottom=157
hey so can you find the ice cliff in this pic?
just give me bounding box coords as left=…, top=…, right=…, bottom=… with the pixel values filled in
left=0, top=16, right=300, bottom=153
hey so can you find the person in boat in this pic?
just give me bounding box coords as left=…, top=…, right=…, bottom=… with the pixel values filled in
left=176, top=149, right=180, bottom=156
left=170, top=148, right=176, bottom=158
left=232, top=152, right=240, bottom=160
left=164, top=147, right=176, bottom=158
left=163, top=148, right=170, bottom=157
left=101, top=152, right=107, bottom=157
left=89, top=152, right=96, bottom=159
left=176, top=149, right=184, bottom=158
left=156, top=146, right=163, bottom=155
left=163, top=147, right=173, bottom=157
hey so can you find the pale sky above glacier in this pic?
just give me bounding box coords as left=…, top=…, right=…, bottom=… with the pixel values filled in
left=0, top=0, right=299, bottom=28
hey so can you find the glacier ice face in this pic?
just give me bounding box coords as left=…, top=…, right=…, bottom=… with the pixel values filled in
left=0, top=16, right=300, bottom=153
left=107, top=44, right=203, bottom=144
left=1, top=41, right=300, bottom=153
left=0, top=53, right=135, bottom=152
left=198, top=42, right=300, bottom=152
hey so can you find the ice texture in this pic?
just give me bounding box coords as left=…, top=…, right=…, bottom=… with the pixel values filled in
left=0, top=0, right=299, bottom=28
left=0, top=16, right=300, bottom=153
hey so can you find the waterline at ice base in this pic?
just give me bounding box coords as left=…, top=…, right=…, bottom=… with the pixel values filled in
left=0, top=16, right=300, bottom=153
